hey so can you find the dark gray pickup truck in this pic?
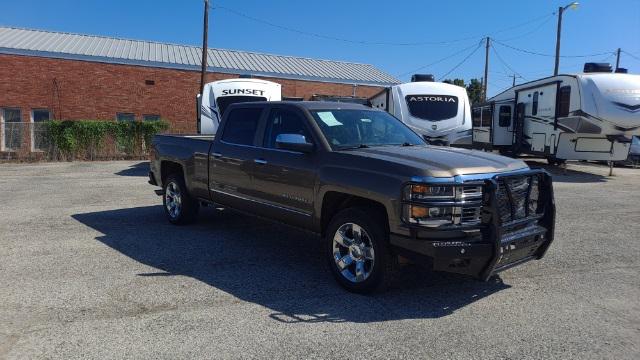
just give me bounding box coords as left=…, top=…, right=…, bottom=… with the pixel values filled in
left=149, top=101, right=555, bottom=293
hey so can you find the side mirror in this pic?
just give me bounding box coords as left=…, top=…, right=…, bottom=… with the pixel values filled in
left=275, top=133, right=315, bottom=153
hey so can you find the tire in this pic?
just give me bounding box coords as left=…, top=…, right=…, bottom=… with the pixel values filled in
left=546, top=156, right=566, bottom=166
left=162, top=173, right=199, bottom=225
left=325, top=207, right=395, bottom=294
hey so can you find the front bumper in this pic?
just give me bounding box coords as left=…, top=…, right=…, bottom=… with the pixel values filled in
left=390, top=169, right=555, bottom=280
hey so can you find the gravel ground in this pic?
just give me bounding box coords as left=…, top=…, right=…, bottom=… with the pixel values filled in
left=0, top=160, right=638, bottom=359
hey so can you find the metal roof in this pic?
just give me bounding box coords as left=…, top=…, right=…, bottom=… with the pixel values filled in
left=0, top=26, right=399, bottom=86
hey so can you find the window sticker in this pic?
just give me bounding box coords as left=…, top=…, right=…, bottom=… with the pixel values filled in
left=317, top=111, right=343, bottom=127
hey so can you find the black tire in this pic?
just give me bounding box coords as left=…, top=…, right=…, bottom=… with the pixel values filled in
left=325, top=207, right=395, bottom=294
left=162, top=173, right=199, bottom=225
left=546, top=156, right=566, bottom=166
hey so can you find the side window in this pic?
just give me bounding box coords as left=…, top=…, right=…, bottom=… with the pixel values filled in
left=221, top=108, right=262, bottom=146
left=472, top=108, right=481, bottom=127
left=498, top=106, right=512, bottom=127
left=263, top=109, right=312, bottom=148
left=558, top=86, right=571, bottom=118
left=532, top=92, right=539, bottom=116
left=481, top=106, right=492, bottom=127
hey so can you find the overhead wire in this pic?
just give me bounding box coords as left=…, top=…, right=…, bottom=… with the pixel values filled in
left=438, top=41, right=484, bottom=80
left=491, top=43, right=526, bottom=80
left=397, top=41, right=482, bottom=77
left=622, top=50, right=640, bottom=62
left=492, top=39, right=613, bottom=58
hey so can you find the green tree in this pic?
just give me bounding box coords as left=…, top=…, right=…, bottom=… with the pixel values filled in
left=443, top=78, right=466, bottom=87
left=466, top=78, right=483, bottom=105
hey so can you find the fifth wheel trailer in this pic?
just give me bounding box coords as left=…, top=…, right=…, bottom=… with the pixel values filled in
left=197, top=78, right=281, bottom=134
left=369, top=75, right=472, bottom=146
left=472, top=64, right=640, bottom=163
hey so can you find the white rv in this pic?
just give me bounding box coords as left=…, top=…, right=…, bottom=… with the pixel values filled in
left=472, top=63, right=640, bottom=164
left=369, top=75, right=472, bottom=146
left=197, top=78, right=281, bottom=134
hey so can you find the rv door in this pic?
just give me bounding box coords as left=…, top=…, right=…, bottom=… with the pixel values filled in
left=512, top=102, right=526, bottom=154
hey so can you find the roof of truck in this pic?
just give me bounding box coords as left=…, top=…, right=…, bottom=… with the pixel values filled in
left=228, top=101, right=375, bottom=110
left=0, top=26, right=400, bottom=86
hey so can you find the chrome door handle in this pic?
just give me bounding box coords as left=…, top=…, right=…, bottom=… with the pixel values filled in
left=212, top=152, right=222, bottom=158
left=254, top=159, right=267, bottom=165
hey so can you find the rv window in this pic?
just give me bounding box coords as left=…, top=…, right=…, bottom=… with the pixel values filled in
left=472, top=108, right=481, bottom=127
left=498, top=106, right=511, bottom=127
left=404, top=95, right=458, bottom=121
left=532, top=92, right=539, bottom=116
left=263, top=109, right=312, bottom=149
left=558, top=86, right=571, bottom=117
left=221, top=108, right=263, bottom=146
left=217, top=96, right=267, bottom=116
left=481, top=107, right=492, bottom=127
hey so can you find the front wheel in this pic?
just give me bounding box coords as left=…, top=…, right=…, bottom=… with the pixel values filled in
left=163, top=173, right=199, bottom=225
left=325, top=207, right=394, bottom=293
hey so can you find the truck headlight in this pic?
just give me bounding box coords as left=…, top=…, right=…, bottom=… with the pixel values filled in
left=403, top=184, right=454, bottom=200
left=402, top=204, right=454, bottom=227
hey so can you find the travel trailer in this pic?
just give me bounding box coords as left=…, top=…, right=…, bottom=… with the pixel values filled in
left=472, top=63, right=640, bottom=164
left=197, top=78, right=281, bottom=134
left=369, top=75, right=472, bottom=146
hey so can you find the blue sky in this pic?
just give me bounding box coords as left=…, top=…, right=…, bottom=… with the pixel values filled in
left=2, top=0, right=639, bottom=96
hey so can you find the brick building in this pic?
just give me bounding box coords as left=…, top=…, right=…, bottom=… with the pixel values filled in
left=0, top=27, right=398, bottom=153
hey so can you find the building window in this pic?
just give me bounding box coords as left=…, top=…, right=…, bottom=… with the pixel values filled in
left=143, top=114, right=160, bottom=121
left=532, top=92, right=539, bottom=116
left=2, top=108, right=22, bottom=151
left=498, top=106, right=511, bottom=127
left=116, top=113, right=135, bottom=122
left=32, top=109, right=51, bottom=151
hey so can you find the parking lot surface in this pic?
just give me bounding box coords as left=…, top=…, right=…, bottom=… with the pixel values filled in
left=0, top=160, right=639, bottom=359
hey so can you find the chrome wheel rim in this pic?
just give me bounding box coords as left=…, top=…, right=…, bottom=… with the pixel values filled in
left=332, top=223, right=375, bottom=283
left=165, top=181, right=182, bottom=219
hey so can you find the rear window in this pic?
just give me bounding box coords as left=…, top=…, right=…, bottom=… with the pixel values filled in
left=221, top=108, right=263, bottom=146
left=217, top=96, right=267, bottom=116
left=405, top=95, right=458, bottom=121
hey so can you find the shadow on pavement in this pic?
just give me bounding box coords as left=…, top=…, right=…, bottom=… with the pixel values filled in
left=115, top=162, right=149, bottom=177
left=72, top=205, right=509, bottom=323
left=525, top=160, right=607, bottom=183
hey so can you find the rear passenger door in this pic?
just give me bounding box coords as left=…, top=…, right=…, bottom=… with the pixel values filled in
left=209, top=106, right=264, bottom=211
left=251, top=107, right=318, bottom=229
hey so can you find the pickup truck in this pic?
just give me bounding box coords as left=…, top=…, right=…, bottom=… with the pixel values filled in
left=149, top=101, right=556, bottom=293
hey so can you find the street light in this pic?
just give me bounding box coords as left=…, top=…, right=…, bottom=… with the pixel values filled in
left=554, top=2, right=579, bottom=75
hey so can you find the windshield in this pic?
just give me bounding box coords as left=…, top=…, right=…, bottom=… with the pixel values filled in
left=310, top=109, right=425, bottom=149
left=633, top=136, right=640, bottom=145
left=216, top=96, right=267, bottom=116
left=405, top=94, right=459, bottom=121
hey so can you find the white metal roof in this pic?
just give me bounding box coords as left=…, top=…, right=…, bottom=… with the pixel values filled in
left=0, top=26, right=399, bottom=86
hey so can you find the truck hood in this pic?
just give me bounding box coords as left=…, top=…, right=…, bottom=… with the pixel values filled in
left=339, top=145, right=528, bottom=178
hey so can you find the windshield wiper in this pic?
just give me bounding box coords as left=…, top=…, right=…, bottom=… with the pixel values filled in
left=401, top=142, right=414, bottom=146
left=337, top=144, right=370, bottom=150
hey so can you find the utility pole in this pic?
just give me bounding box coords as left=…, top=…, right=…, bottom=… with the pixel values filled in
left=512, top=74, right=516, bottom=87
left=554, top=2, right=579, bottom=76
left=199, top=0, right=210, bottom=95
left=554, top=6, right=563, bottom=76
left=615, top=48, right=621, bottom=71
left=483, top=37, right=490, bottom=101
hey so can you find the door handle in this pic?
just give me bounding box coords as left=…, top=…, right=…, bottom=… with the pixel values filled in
left=212, top=152, right=222, bottom=158
left=254, top=159, right=267, bottom=165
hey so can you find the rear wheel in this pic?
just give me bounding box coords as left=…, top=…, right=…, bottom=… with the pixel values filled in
left=546, top=156, right=566, bottom=166
left=163, top=173, right=199, bottom=225
left=325, top=207, right=394, bottom=293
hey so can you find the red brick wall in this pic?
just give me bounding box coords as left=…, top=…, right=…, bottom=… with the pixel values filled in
left=0, top=54, right=384, bottom=134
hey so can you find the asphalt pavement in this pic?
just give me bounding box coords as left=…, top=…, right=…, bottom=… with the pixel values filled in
left=0, top=160, right=638, bottom=359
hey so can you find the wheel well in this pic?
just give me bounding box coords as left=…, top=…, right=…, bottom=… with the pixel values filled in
left=160, top=161, right=183, bottom=184
left=320, top=192, right=389, bottom=236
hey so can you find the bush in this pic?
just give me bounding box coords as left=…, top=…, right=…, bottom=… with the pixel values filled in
left=45, top=120, right=169, bottom=160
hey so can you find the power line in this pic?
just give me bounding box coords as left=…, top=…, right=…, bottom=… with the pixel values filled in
left=493, top=39, right=613, bottom=58
left=491, top=43, right=526, bottom=80
left=397, top=41, right=482, bottom=77
left=212, top=4, right=559, bottom=48
left=622, top=50, right=640, bottom=62
left=438, top=42, right=484, bottom=80
left=496, top=14, right=555, bottom=42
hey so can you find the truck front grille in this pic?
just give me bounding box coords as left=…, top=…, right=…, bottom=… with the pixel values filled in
left=496, top=175, right=541, bottom=223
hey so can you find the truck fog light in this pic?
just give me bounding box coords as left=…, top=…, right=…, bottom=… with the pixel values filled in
left=404, top=204, right=454, bottom=227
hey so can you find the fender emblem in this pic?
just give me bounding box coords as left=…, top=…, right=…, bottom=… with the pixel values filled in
left=432, top=125, right=437, bottom=130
